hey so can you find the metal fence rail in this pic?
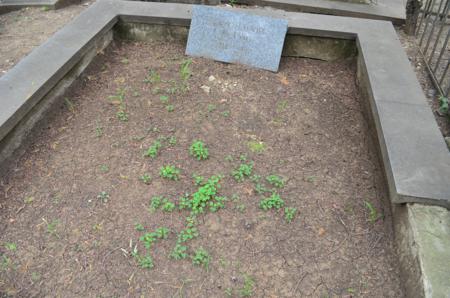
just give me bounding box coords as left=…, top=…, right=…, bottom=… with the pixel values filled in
left=416, top=0, right=450, bottom=96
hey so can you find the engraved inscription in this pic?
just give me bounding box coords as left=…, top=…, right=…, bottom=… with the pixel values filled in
left=186, top=6, right=288, bottom=72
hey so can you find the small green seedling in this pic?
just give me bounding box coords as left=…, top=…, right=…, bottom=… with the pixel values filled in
left=4, top=243, right=16, bottom=252
left=31, top=272, right=41, bottom=282
left=46, top=219, right=59, bottom=236
left=162, top=199, right=176, bottom=212
left=180, top=59, right=192, bottom=82
left=116, top=110, right=129, bottom=122
left=166, top=86, right=179, bottom=94
left=135, top=223, right=145, bottom=232
left=191, top=248, right=210, bottom=269
left=137, top=255, right=154, bottom=269
left=284, top=207, right=297, bottom=223
left=95, top=121, right=103, bottom=137
left=185, top=215, right=197, bottom=228
left=139, top=227, right=169, bottom=251
left=121, top=58, right=129, bottom=64
left=99, top=164, right=109, bottom=173
left=247, top=140, right=266, bottom=153
left=266, top=175, right=285, bottom=188
left=207, top=104, right=216, bottom=113
left=108, top=88, right=125, bottom=103
left=209, top=196, right=227, bottom=212
left=169, top=136, right=177, bottom=146
left=166, top=104, right=175, bottom=112
left=178, top=194, right=192, bottom=210
left=24, top=196, right=34, bottom=204
left=236, top=204, right=246, bottom=213
left=190, top=140, right=209, bottom=160
left=152, top=87, right=161, bottom=95
left=170, top=244, right=188, bottom=260
left=276, top=100, right=288, bottom=113
left=160, top=95, right=169, bottom=104
left=239, top=274, right=255, bottom=297
left=232, top=162, right=253, bottom=182
left=149, top=196, right=163, bottom=212
left=160, top=165, right=181, bottom=181
left=177, top=227, right=199, bottom=243
left=222, top=110, right=230, bottom=117
left=231, top=194, right=240, bottom=201
left=140, top=232, right=157, bottom=249
left=144, top=140, right=162, bottom=158
left=224, top=155, right=233, bottom=162
left=155, top=227, right=170, bottom=239
left=259, top=193, right=284, bottom=211
left=1, top=255, right=12, bottom=270
left=439, top=95, right=449, bottom=114
left=254, top=183, right=270, bottom=194
left=97, top=191, right=110, bottom=203
left=140, top=173, right=152, bottom=184
left=191, top=175, right=222, bottom=214
left=305, top=176, right=317, bottom=183
left=143, top=69, right=161, bottom=84
left=193, top=174, right=205, bottom=186
left=364, top=201, right=380, bottom=223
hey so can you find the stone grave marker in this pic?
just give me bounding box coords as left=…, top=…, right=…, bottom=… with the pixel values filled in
left=186, top=5, right=288, bottom=72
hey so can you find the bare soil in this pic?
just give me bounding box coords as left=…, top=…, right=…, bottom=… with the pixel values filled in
left=0, top=39, right=403, bottom=297
left=0, top=2, right=90, bottom=76
left=396, top=26, right=450, bottom=139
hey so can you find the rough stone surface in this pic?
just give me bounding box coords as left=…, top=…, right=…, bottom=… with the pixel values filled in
left=115, top=22, right=356, bottom=62
left=186, top=5, right=288, bottom=71
left=393, top=203, right=450, bottom=298
left=114, top=22, right=189, bottom=42
left=282, top=35, right=356, bottom=61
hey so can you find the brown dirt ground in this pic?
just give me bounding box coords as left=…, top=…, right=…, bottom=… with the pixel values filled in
left=0, top=2, right=91, bottom=76
left=0, top=39, right=403, bottom=297
left=1, top=2, right=448, bottom=141
left=396, top=26, right=450, bottom=138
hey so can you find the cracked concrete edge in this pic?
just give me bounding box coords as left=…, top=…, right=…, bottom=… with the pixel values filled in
left=0, top=2, right=449, bottom=296
left=392, top=203, right=450, bottom=298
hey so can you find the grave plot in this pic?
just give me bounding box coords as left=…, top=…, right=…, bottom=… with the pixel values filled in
left=0, top=37, right=404, bottom=296
left=1, top=1, right=450, bottom=297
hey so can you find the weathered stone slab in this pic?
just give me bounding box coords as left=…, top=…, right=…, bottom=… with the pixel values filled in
left=185, top=6, right=288, bottom=71
left=235, top=0, right=405, bottom=24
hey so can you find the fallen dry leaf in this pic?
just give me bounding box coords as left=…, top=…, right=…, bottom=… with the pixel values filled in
left=277, top=73, right=289, bottom=85
left=318, top=227, right=326, bottom=236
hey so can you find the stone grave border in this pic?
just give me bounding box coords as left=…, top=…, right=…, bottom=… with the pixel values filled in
left=230, top=0, right=406, bottom=24
left=0, top=1, right=448, bottom=296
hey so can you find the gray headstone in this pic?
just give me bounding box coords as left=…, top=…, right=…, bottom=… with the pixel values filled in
left=186, top=6, right=288, bottom=72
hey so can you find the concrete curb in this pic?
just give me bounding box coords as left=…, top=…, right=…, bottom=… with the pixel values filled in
left=235, top=0, right=406, bottom=24
left=0, top=1, right=448, bottom=296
